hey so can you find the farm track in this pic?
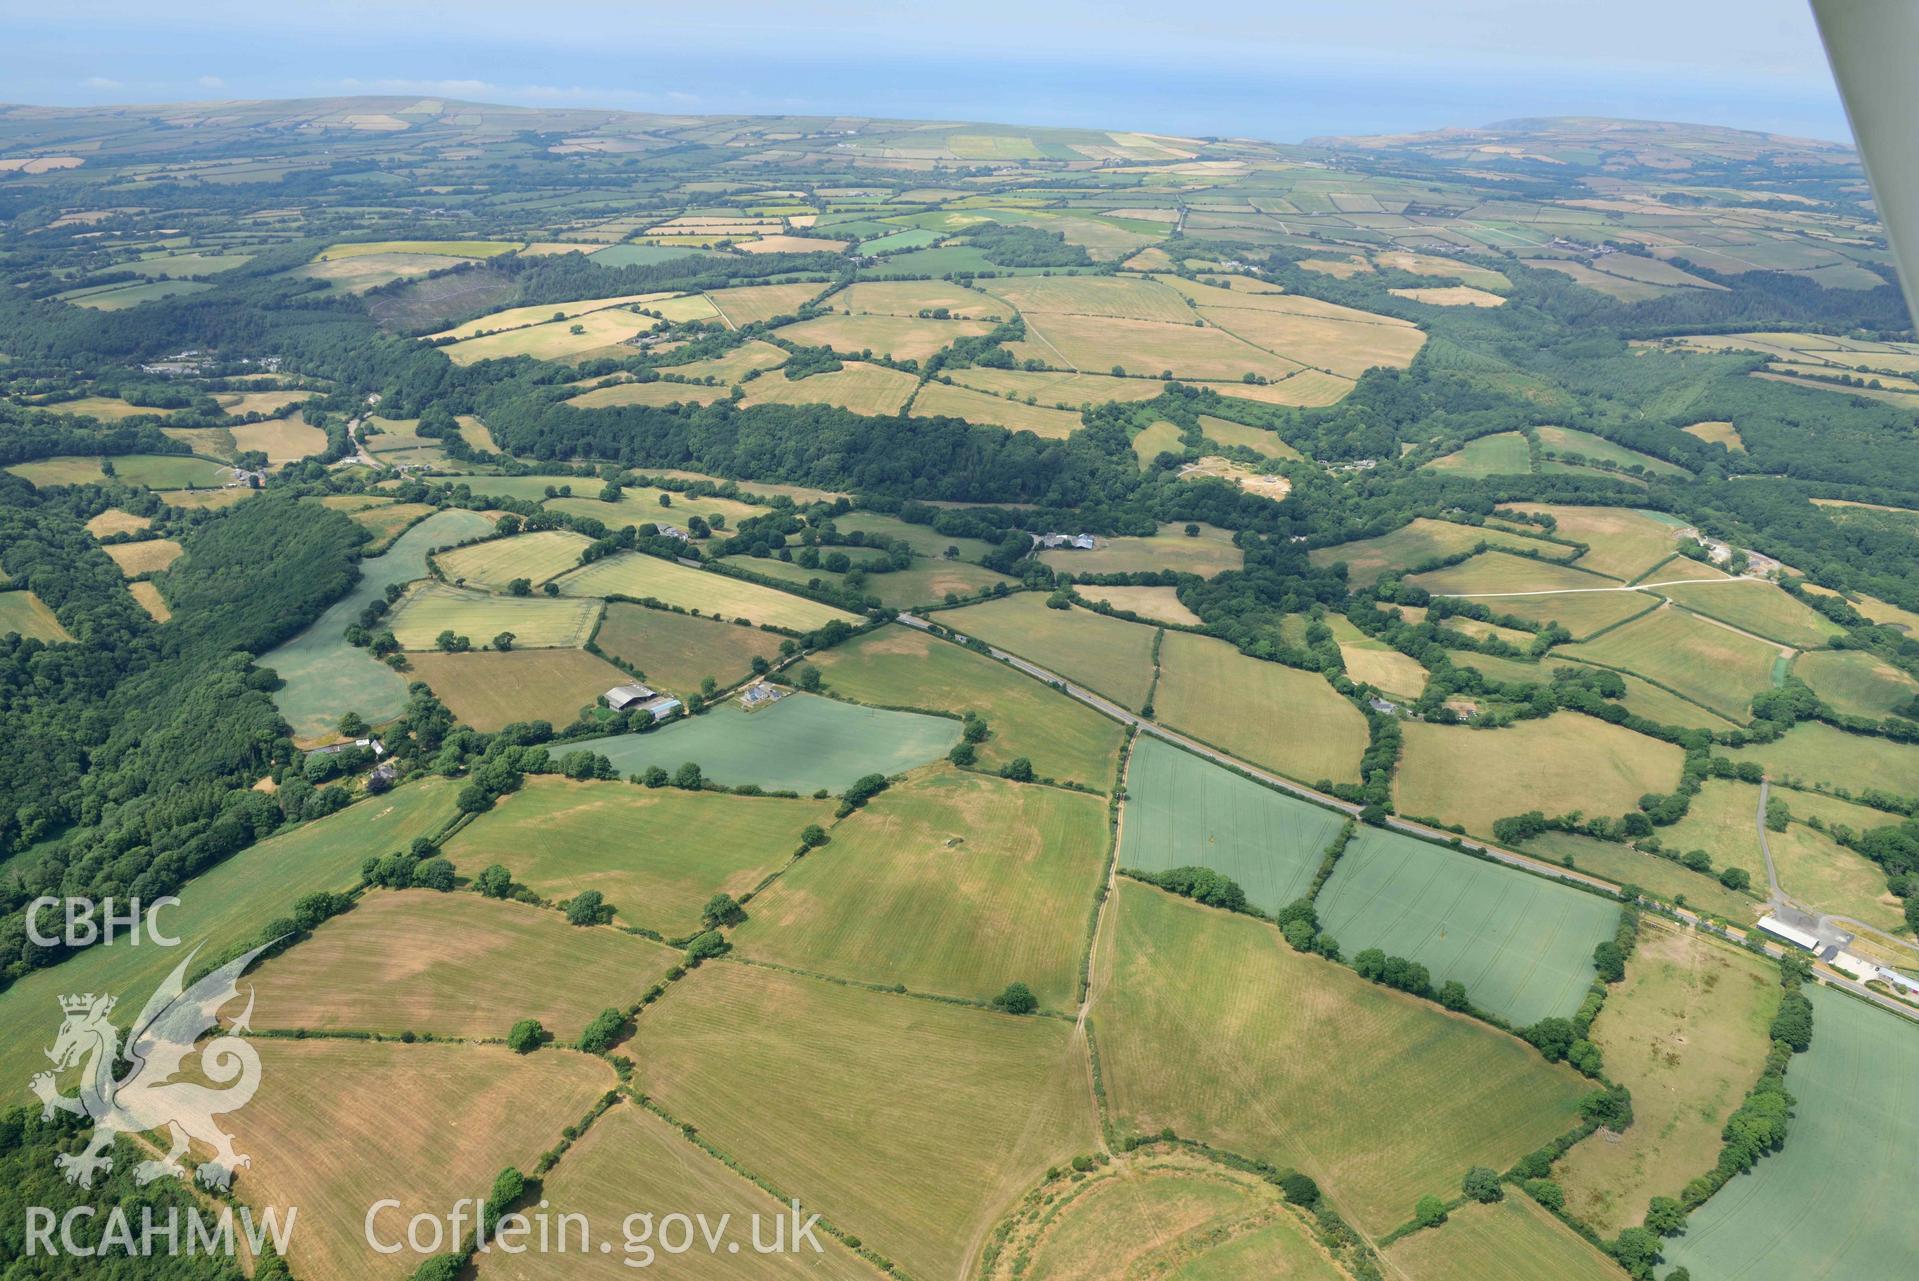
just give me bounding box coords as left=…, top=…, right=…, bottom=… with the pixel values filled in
left=901, top=612, right=1919, bottom=1026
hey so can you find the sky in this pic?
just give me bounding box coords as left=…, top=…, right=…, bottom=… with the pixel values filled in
left=1, top=0, right=1856, bottom=145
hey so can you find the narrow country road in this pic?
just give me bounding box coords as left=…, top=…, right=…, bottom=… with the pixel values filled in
left=898, top=612, right=1919, bottom=1025
left=1756, top=778, right=1786, bottom=903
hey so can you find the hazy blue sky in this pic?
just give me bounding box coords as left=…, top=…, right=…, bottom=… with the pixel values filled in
left=3, top=0, right=1854, bottom=143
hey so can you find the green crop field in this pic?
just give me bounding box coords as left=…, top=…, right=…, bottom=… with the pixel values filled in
left=226, top=1041, right=613, bottom=1281
left=1663, top=987, right=1919, bottom=1279
left=864, top=559, right=1015, bottom=608
left=1556, top=917, right=1783, bottom=1233
left=1656, top=579, right=1845, bottom=648
left=1536, top=426, right=1690, bottom=477
left=1096, top=883, right=1590, bottom=1235
left=1155, top=632, right=1369, bottom=785
left=0, top=779, right=460, bottom=1102
left=1654, top=779, right=1769, bottom=885
left=1119, top=736, right=1347, bottom=914
left=479, top=1103, right=880, bottom=1280
left=1130, top=417, right=1186, bottom=465
left=1771, top=821, right=1907, bottom=932
left=1559, top=604, right=1783, bottom=720
left=1395, top=714, right=1684, bottom=836
left=592, top=602, right=786, bottom=697
left=444, top=776, right=829, bottom=937
left=386, top=582, right=602, bottom=650
left=808, top=626, right=1124, bottom=787
left=829, top=510, right=999, bottom=563
left=0, top=590, right=74, bottom=642
left=250, top=890, right=679, bottom=1038
left=1725, top=720, right=1919, bottom=797
left=1384, top=1196, right=1623, bottom=1281
left=554, top=552, right=858, bottom=631
left=1037, top=522, right=1245, bottom=577
left=1796, top=648, right=1919, bottom=720
left=1313, top=827, right=1621, bottom=1025
left=1424, top=432, right=1534, bottom=477
left=263, top=507, right=497, bottom=738
left=405, top=647, right=631, bottom=730
left=1197, top=413, right=1303, bottom=459
left=1506, top=504, right=1689, bottom=581
left=567, top=691, right=961, bottom=793
left=1310, top=518, right=1563, bottom=585
left=433, top=529, right=593, bottom=587
left=9, top=452, right=231, bottom=489
left=941, top=593, right=1159, bottom=709
left=733, top=768, right=1107, bottom=1008
left=544, top=484, right=766, bottom=529
left=639, top=961, right=1098, bottom=1281
left=1523, top=831, right=1760, bottom=920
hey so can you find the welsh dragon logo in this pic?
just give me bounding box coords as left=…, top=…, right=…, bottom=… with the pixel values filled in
left=31, top=942, right=272, bottom=1190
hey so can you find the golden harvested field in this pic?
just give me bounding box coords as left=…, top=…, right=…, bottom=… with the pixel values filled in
left=1384, top=1196, right=1622, bottom=1281
left=103, top=538, right=183, bottom=577
left=84, top=507, right=151, bottom=536
left=911, top=380, right=1084, bottom=437
left=1197, top=304, right=1427, bottom=378
left=444, top=307, right=654, bottom=364
left=224, top=416, right=326, bottom=464
left=1205, top=370, right=1358, bottom=407
left=546, top=484, right=765, bottom=531
left=553, top=553, right=858, bottom=631
left=314, top=239, right=519, bottom=260
left=1375, top=251, right=1512, bottom=291
left=836, top=279, right=1007, bottom=319
left=1328, top=617, right=1429, bottom=697
left=1080, top=584, right=1201, bottom=625
left=1097, top=883, right=1590, bottom=1237
left=592, top=601, right=786, bottom=697
left=1559, top=604, right=1783, bottom=721
left=1039, top=522, right=1244, bottom=577
left=1682, top=419, right=1746, bottom=451
left=48, top=394, right=156, bottom=420
left=738, top=362, right=918, bottom=415
left=0, top=590, right=74, bottom=641
left=946, top=366, right=1169, bottom=407
left=775, top=312, right=993, bottom=362
left=1556, top=917, right=1782, bottom=1233
left=223, top=1041, right=613, bottom=1281
left=475, top=1103, right=881, bottom=1281
left=1394, top=714, right=1684, bottom=835
left=446, top=777, right=829, bottom=938
left=249, top=890, right=678, bottom=1038
left=128, top=580, right=171, bottom=622
left=386, top=582, right=602, bottom=650
left=1505, top=504, right=1688, bottom=581
left=434, top=529, right=594, bottom=588
left=983, top=274, right=1197, bottom=322
left=217, top=390, right=317, bottom=417
left=1012, top=312, right=1303, bottom=382
left=566, top=380, right=730, bottom=411
left=941, top=593, right=1159, bottom=709
left=405, top=648, right=633, bottom=730
left=653, top=338, right=789, bottom=381
left=639, top=962, right=1098, bottom=1281
left=737, top=233, right=847, bottom=254
left=703, top=282, right=824, bottom=327
left=343, top=500, right=435, bottom=550
left=1389, top=285, right=1506, bottom=306
left=428, top=291, right=672, bottom=341
left=1197, top=413, right=1303, bottom=459
left=734, top=768, right=1108, bottom=1008
left=296, top=251, right=479, bottom=293
left=1155, top=631, right=1368, bottom=785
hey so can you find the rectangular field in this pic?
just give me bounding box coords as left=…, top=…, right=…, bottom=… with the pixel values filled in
left=1079, top=585, right=1201, bottom=625
left=1013, top=312, right=1304, bottom=382
left=1523, top=831, right=1760, bottom=921
left=808, top=626, right=1125, bottom=788
left=249, top=890, right=679, bottom=1038
left=1310, top=519, right=1563, bottom=585
left=443, top=776, right=829, bottom=938
left=1559, top=604, right=1782, bottom=721
left=406, top=647, right=632, bottom=730
left=386, top=582, right=602, bottom=650
left=639, top=962, right=1098, bottom=1281
left=1655, top=579, right=1844, bottom=649
left=775, top=312, right=994, bottom=362
left=592, top=602, right=786, bottom=698
left=910, top=379, right=1085, bottom=437
left=737, top=361, right=919, bottom=415
left=1383, top=1196, right=1622, bottom=1281
left=1796, top=649, right=1919, bottom=720
left=940, top=593, right=1159, bottom=709
left=566, top=692, right=961, bottom=794
left=1313, top=827, right=1622, bottom=1026
left=553, top=553, right=857, bottom=632
left=1097, top=883, right=1590, bottom=1236
left=734, top=768, right=1107, bottom=1008
left=1663, top=986, right=1919, bottom=1280
left=0, top=779, right=460, bottom=1102
left=1155, top=632, right=1369, bottom=786
left=1119, top=736, right=1347, bottom=914
left=1506, top=504, right=1688, bottom=581
left=1038, top=523, right=1245, bottom=577
left=1394, top=714, right=1684, bottom=836
left=433, top=529, right=593, bottom=588
left=1555, top=917, right=1783, bottom=1233
left=1724, top=721, right=1919, bottom=797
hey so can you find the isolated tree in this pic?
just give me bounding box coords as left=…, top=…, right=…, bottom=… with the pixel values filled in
left=1278, top=1172, right=1319, bottom=1207
left=493, top=631, right=515, bottom=651
left=507, top=577, right=532, bottom=597
left=565, top=890, right=609, bottom=926
left=1462, top=1167, right=1504, bottom=1203
left=475, top=864, right=513, bottom=899
left=992, top=981, right=1038, bottom=1014
left=507, top=1019, right=543, bottom=1054
left=800, top=824, right=829, bottom=848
